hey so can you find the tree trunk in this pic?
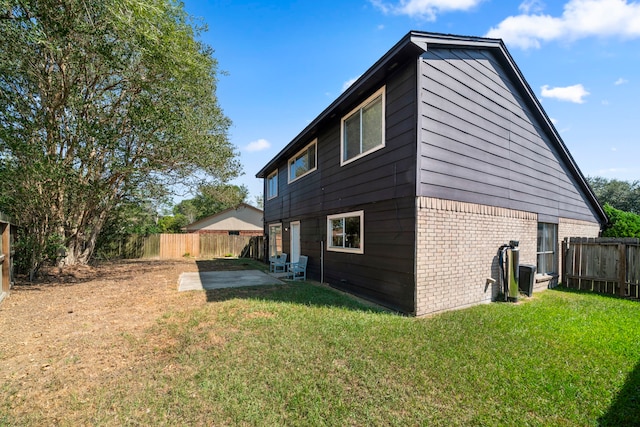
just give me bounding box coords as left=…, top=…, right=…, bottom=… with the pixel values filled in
left=63, top=206, right=109, bottom=266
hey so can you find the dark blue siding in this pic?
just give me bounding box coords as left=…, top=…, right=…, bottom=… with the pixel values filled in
left=262, top=59, right=419, bottom=313
left=418, top=48, right=600, bottom=223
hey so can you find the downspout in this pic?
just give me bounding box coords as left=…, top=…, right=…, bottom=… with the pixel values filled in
left=321, top=240, right=324, bottom=284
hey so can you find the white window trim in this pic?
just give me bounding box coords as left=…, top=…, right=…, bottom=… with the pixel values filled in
left=268, top=222, right=283, bottom=257
left=288, top=139, right=317, bottom=184
left=326, top=210, right=364, bottom=254
left=266, top=169, right=278, bottom=200
left=537, top=222, right=558, bottom=275
left=340, top=86, right=386, bottom=167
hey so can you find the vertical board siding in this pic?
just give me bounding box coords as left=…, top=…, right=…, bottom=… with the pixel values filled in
left=160, top=234, right=200, bottom=259
left=98, top=234, right=262, bottom=260
left=563, top=238, right=640, bottom=298
left=0, top=222, right=10, bottom=298
left=418, top=48, right=599, bottom=223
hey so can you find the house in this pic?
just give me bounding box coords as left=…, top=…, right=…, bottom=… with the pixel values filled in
left=0, top=212, right=16, bottom=304
left=256, top=31, right=607, bottom=316
left=184, top=203, right=263, bottom=236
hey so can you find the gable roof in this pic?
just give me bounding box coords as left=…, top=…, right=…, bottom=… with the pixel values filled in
left=256, top=30, right=607, bottom=225
left=184, top=203, right=263, bottom=231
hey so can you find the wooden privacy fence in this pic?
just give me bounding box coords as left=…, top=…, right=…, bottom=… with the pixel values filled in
left=0, top=212, right=16, bottom=304
left=562, top=237, right=640, bottom=299
left=98, top=234, right=264, bottom=260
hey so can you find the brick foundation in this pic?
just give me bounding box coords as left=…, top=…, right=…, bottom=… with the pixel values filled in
left=415, top=198, right=601, bottom=316
left=415, top=197, right=537, bottom=316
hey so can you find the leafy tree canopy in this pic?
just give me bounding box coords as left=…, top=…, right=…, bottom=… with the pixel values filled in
left=587, top=176, right=640, bottom=214
left=157, top=213, right=189, bottom=234
left=173, top=183, right=248, bottom=223
left=601, top=204, right=640, bottom=238
left=0, top=0, right=240, bottom=276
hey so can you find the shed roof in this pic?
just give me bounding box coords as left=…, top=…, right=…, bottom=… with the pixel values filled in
left=184, top=203, right=263, bottom=231
left=256, top=30, right=607, bottom=225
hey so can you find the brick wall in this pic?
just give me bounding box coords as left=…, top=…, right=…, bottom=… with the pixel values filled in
left=415, top=197, right=537, bottom=316
left=415, top=197, right=602, bottom=316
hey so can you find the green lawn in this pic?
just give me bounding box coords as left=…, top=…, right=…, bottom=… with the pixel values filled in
left=61, top=282, right=640, bottom=425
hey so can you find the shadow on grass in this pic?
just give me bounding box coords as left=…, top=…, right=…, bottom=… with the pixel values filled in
left=203, top=282, right=385, bottom=313
left=194, top=258, right=386, bottom=313
left=195, top=258, right=268, bottom=273
left=599, top=359, right=640, bottom=426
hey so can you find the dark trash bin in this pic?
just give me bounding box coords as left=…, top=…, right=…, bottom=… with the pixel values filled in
left=519, top=264, right=536, bottom=297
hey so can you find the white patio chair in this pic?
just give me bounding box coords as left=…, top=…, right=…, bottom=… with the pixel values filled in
left=270, top=253, right=288, bottom=273
left=288, top=255, right=308, bottom=281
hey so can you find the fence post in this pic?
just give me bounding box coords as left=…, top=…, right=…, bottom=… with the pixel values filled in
left=618, top=243, right=627, bottom=297
left=561, top=238, right=567, bottom=286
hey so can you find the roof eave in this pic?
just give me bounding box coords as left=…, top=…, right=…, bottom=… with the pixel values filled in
left=255, top=31, right=607, bottom=226
left=489, top=40, right=608, bottom=226
left=256, top=31, right=425, bottom=178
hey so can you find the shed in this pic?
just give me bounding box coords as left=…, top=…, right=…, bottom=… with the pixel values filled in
left=184, top=203, right=263, bottom=236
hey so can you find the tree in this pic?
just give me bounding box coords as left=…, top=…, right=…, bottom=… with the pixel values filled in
left=601, top=204, right=640, bottom=238
left=172, top=199, right=199, bottom=224
left=254, top=194, right=264, bottom=210
left=587, top=176, right=640, bottom=214
left=157, top=214, right=189, bottom=233
left=0, top=0, right=240, bottom=277
left=174, top=183, right=248, bottom=221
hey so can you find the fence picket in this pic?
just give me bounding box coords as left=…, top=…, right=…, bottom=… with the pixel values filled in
left=98, top=234, right=265, bottom=261
left=563, top=237, right=640, bottom=299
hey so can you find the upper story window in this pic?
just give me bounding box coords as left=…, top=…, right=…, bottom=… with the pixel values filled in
left=341, top=86, right=385, bottom=166
left=327, top=210, right=364, bottom=254
left=537, top=222, right=558, bottom=275
left=267, top=170, right=278, bottom=200
left=288, top=139, right=317, bottom=183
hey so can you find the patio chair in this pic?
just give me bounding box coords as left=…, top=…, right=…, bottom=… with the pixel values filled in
left=288, top=255, right=308, bottom=281
left=270, top=253, right=288, bottom=273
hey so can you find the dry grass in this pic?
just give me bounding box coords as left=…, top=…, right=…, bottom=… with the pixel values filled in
left=0, top=259, right=638, bottom=426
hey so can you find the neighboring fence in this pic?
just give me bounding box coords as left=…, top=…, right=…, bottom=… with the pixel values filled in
left=562, top=237, right=640, bottom=299
left=98, top=234, right=264, bottom=260
left=0, top=212, right=16, bottom=304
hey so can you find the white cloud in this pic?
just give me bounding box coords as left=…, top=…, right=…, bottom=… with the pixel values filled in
left=519, top=0, right=546, bottom=14
left=615, top=77, right=629, bottom=85
left=370, top=0, right=483, bottom=20
left=245, top=138, right=271, bottom=152
left=342, top=76, right=361, bottom=92
left=596, top=167, right=629, bottom=175
left=541, top=84, right=590, bottom=103
left=486, top=0, right=640, bottom=49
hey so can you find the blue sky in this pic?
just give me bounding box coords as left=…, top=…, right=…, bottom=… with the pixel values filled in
left=181, top=0, right=640, bottom=205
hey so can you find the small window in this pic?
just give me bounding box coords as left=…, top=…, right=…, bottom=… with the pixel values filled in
left=327, top=211, right=364, bottom=254
left=267, top=170, right=278, bottom=200
left=228, top=231, right=240, bottom=236
left=341, top=87, right=385, bottom=165
left=269, top=223, right=283, bottom=257
left=537, top=223, right=558, bottom=275
left=288, top=140, right=317, bottom=183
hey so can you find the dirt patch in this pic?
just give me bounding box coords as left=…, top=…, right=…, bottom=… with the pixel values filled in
left=0, top=258, right=244, bottom=423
